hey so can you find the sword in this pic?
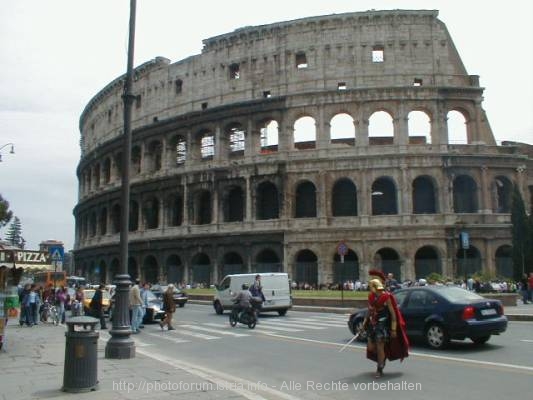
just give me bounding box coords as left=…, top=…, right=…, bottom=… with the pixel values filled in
left=338, top=332, right=360, bottom=352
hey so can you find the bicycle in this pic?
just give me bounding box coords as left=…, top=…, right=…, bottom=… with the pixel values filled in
left=40, top=301, right=60, bottom=325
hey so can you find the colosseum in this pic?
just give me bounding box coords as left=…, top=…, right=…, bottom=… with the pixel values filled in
left=74, top=9, right=532, bottom=287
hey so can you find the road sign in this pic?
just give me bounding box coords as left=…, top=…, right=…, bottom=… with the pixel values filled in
left=49, top=246, right=64, bottom=262
left=459, top=232, right=469, bottom=250
left=337, top=241, right=348, bottom=257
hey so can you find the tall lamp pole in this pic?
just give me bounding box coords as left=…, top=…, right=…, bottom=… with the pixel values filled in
left=105, top=0, right=136, bottom=359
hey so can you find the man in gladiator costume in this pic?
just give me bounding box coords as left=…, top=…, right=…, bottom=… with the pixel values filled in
left=363, top=270, right=409, bottom=378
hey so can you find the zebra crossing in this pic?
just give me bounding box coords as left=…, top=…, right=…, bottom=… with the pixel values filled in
left=131, top=314, right=350, bottom=344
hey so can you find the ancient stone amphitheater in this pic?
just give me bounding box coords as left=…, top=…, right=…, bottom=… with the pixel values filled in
left=74, top=10, right=532, bottom=287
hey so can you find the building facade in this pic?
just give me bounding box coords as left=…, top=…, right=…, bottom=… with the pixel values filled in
left=73, top=10, right=533, bottom=286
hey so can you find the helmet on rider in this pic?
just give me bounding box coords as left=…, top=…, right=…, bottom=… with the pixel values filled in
left=242, top=283, right=249, bottom=290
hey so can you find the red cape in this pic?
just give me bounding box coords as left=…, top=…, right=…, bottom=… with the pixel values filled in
left=366, top=291, right=409, bottom=362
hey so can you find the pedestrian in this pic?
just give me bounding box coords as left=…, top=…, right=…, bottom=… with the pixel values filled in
left=90, top=284, right=107, bottom=329
left=385, top=273, right=400, bottom=292
left=55, top=286, right=68, bottom=324
left=520, top=274, right=529, bottom=304
left=139, top=282, right=151, bottom=329
left=73, top=286, right=84, bottom=316
left=249, top=274, right=265, bottom=317
left=159, top=284, right=176, bottom=331
left=362, top=270, right=409, bottom=378
left=129, top=279, right=143, bottom=333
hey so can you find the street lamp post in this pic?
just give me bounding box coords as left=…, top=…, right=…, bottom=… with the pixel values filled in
left=105, top=0, right=136, bottom=359
left=0, top=143, right=15, bottom=162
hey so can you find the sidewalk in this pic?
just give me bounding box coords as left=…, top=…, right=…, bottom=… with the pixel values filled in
left=0, top=322, right=250, bottom=400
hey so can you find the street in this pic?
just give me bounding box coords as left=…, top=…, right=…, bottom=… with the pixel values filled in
left=100, top=304, right=533, bottom=400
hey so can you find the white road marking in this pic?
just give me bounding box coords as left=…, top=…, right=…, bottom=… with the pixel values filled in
left=169, top=328, right=219, bottom=340
left=142, top=331, right=190, bottom=344
left=203, top=322, right=280, bottom=335
left=261, top=320, right=325, bottom=330
left=287, top=318, right=346, bottom=327
left=181, top=324, right=250, bottom=337
left=520, top=339, right=533, bottom=343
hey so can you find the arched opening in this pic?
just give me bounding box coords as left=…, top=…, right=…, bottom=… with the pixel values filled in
left=408, top=111, right=431, bottom=144
left=260, top=120, right=279, bottom=154
left=193, top=190, right=211, bottom=225
left=128, top=257, right=138, bottom=280
left=293, top=116, right=316, bottom=150
left=495, top=245, right=513, bottom=278
left=226, top=123, right=246, bottom=157
left=110, top=258, right=120, bottom=282
left=330, top=113, right=355, bottom=146
left=453, top=175, right=478, bottom=213
left=447, top=110, right=468, bottom=144
left=143, top=196, right=160, bottom=229
left=412, top=176, right=437, bottom=214
left=222, top=252, right=244, bottom=276
left=372, top=177, right=398, bottom=215
left=456, top=246, right=482, bottom=279
left=224, top=186, right=244, bottom=222
left=167, top=193, right=183, bottom=226
left=166, top=255, right=183, bottom=285
left=129, top=200, right=139, bottom=231
left=103, top=158, right=111, bottom=184
left=294, top=250, right=318, bottom=288
left=333, top=249, right=359, bottom=285
left=143, top=255, right=159, bottom=284
left=191, top=253, right=211, bottom=287
left=99, top=207, right=108, bottom=235
left=415, top=246, right=441, bottom=279
left=332, top=178, right=358, bottom=216
left=89, top=212, right=97, bottom=237
left=254, top=249, right=281, bottom=272
left=375, top=248, right=402, bottom=281
left=199, top=131, right=215, bottom=160
left=111, top=204, right=121, bottom=234
left=131, top=145, right=142, bottom=175
left=171, top=134, right=187, bottom=165
left=494, top=176, right=513, bottom=213
left=147, top=140, right=163, bottom=172
left=256, top=181, right=279, bottom=220
left=368, top=111, right=394, bottom=145
left=295, top=180, right=317, bottom=218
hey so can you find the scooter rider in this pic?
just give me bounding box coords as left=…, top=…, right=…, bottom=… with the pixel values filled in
left=232, top=283, right=253, bottom=319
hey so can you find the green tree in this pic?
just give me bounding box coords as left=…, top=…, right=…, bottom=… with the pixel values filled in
left=4, top=216, right=25, bottom=248
left=510, top=184, right=531, bottom=280
left=0, top=193, right=13, bottom=228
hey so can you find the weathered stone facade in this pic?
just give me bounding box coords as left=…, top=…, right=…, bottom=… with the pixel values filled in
left=74, top=10, right=532, bottom=286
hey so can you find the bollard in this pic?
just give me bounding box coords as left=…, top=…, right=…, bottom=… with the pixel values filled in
left=62, top=316, right=99, bottom=392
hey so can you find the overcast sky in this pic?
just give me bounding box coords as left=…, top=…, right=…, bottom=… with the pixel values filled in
left=0, top=0, right=532, bottom=251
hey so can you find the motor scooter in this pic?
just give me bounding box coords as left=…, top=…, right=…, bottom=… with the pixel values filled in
left=229, top=303, right=257, bottom=329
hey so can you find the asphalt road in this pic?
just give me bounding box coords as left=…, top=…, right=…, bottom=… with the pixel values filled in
left=102, top=303, right=533, bottom=400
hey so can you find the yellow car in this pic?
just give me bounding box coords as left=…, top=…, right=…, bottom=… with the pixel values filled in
left=82, top=289, right=111, bottom=316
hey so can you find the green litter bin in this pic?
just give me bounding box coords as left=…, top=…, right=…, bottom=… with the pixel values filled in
left=62, top=316, right=99, bottom=392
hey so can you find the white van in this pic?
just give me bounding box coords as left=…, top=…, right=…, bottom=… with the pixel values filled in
left=213, top=273, right=292, bottom=316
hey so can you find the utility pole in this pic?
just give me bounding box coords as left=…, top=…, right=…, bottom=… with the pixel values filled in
left=105, top=0, right=136, bottom=359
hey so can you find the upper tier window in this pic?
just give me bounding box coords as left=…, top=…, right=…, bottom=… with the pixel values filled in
left=372, top=46, right=384, bottom=63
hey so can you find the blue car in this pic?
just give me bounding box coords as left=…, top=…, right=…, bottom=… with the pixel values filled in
left=348, top=286, right=508, bottom=349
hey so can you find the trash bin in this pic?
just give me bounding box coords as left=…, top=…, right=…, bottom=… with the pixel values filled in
left=62, top=316, right=99, bottom=392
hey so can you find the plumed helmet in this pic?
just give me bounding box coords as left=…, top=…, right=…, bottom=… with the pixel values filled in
left=368, top=269, right=386, bottom=284
left=369, top=278, right=385, bottom=291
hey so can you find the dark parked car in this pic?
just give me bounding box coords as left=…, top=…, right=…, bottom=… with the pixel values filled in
left=151, top=285, right=188, bottom=307
left=348, top=286, right=508, bottom=349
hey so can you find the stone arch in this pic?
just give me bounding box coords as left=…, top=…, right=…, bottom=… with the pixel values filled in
left=143, top=196, right=160, bottom=229
left=375, top=248, right=402, bottom=281
left=128, top=257, right=138, bottom=280
left=196, top=128, right=215, bottom=160
left=494, top=176, right=513, bottom=213
left=295, top=180, right=317, bottom=218
left=368, top=110, right=394, bottom=145
left=129, top=200, right=139, bottom=231
left=332, top=178, right=358, bottom=216
left=453, top=175, right=478, bottom=213
left=99, top=207, right=108, bottom=235
left=166, top=254, right=184, bottom=285
left=191, top=253, right=212, bottom=287
left=146, top=140, right=163, bottom=172
left=169, top=133, right=187, bottom=166
left=256, top=181, right=279, bottom=220
left=259, top=119, right=279, bottom=154
left=131, top=145, right=142, bottom=175
left=223, top=185, right=244, bottom=222
left=330, top=113, right=355, bottom=146
left=142, top=255, right=159, bottom=284
left=221, top=251, right=244, bottom=276
left=110, top=204, right=121, bottom=234
left=293, top=116, right=316, bottom=150
left=456, top=245, right=482, bottom=278
left=408, top=110, right=431, bottom=144
left=109, top=258, right=120, bottom=282
left=167, top=193, right=183, bottom=226
left=495, top=245, right=513, bottom=278
left=414, top=246, right=442, bottom=279
left=192, top=189, right=212, bottom=225
left=254, top=248, right=281, bottom=272
left=294, top=249, right=318, bottom=287
left=412, top=175, right=438, bottom=214
left=224, top=121, right=246, bottom=157
left=333, top=249, right=359, bottom=284
left=447, top=110, right=469, bottom=144
left=371, top=177, right=398, bottom=215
